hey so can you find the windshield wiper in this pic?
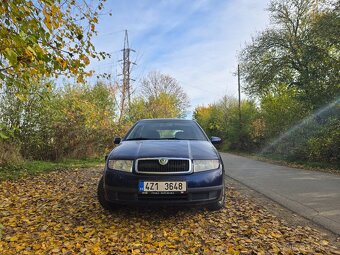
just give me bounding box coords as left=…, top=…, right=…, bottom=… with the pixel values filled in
left=126, top=138, right=200, bottom=141
left=160, top=138, right=200, bottom=141
left=125, top=137, right=157, bottom=141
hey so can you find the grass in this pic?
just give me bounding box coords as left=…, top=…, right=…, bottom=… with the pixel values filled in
left=0, top=158, right=104, bottom=181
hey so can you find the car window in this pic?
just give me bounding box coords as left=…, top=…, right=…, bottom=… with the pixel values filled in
left=125, top=120, right=207, bottom=141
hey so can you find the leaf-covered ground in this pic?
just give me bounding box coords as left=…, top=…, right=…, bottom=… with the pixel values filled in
left=0, top=168, right=338, bottom=254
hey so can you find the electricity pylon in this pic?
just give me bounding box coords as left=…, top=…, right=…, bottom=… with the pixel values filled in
left=118, top=30, right=135, bottom=123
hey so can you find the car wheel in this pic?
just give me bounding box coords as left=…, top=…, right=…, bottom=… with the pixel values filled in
left=97, top=176, right=116, bottom=211
left=207, top=184, right=225, bottom=211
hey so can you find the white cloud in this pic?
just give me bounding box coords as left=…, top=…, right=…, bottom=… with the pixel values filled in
left=141, top=0, right=270, bottom=110
left=90, top=0, right=271, bottom=114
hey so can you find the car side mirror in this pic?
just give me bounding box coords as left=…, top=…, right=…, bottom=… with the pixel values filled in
left=105, top=155, right=108, bottom=161
left=114, top=137, right=121, bottom=144
left=210, top=136, right=222, bottom=144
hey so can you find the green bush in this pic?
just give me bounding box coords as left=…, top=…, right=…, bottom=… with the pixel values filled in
left=0, top=81, right=118, bottom=162
left=306, top=118, right=340, bottom=163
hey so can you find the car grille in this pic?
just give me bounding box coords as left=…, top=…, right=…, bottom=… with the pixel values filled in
left=136, top=158, right=191, bottom=174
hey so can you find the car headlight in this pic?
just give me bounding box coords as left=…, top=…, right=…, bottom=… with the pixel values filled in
left=108, top=160, right=133, bottom=172
left=193, top=160, right=220, bottom=172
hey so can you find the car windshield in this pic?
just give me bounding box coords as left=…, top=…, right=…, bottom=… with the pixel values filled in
left=125, top=120, right=208, bottom=141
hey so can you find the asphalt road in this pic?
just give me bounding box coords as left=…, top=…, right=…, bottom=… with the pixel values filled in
left=220, top=152, right=340, bottom=235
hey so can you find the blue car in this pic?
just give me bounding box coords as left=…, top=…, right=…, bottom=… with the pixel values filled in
left=97, top=118, right=225, bottom=210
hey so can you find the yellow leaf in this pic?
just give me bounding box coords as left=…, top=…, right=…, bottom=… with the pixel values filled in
left=75, top=226, right=84, bottom=232
left=15, top=245, right=26, bottom=251
left=33, top=244, right=41, bottom=250
left=270, top=232, right=282, bottom=238
left=82, top=56, right=90, bottom=65
left=56, top=57, right=67, bottom=69
left=85, top=229, right=96, bottom=238
left=51, top=4, right=60, bottom=16
left=9, top=236, right=18, bottom=242
left=132, top=249, right=141, bottom=255
left=51, top=248, right=60, bottom=253
left=180, top=229, right=187, bottom=236
left=44, top=17, right=52, bottom=31
left=320, top=240, right=329, bottom=245
left=158, top=241, right=166, bottom=248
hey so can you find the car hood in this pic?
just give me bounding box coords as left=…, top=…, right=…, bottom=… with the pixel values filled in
left=109, top=140, right=219, bottom=160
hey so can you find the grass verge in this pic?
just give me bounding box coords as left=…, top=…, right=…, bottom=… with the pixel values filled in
left=0, top=158, right=104, bottom=181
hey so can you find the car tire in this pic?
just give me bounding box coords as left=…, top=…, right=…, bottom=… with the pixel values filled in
left=97, top=176, right=116, bottom=211
left=207, top=185, right=225, bottom=211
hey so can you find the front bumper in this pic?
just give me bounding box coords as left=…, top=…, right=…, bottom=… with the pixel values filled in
left=103, top=167, right=224, bottom=206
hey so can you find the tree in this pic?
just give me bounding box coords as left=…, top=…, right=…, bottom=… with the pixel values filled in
left=128, top=98, right=150, bottom=123
left=193, top=105, right=215, bottom=135
left=140, top=71, right=190, bottom=118
left=193, top=96, right=260, bottom=151
left=49, top=82, right=117, bottom=159
left=239, top=0, right=339, bottom=108
left=0, top=80, right=58, bottom=160
left=260, top=85, right=309, bottom=139
left=0, top=80, right=117, bottom=161
left=0, top=0, right=109, bottom=90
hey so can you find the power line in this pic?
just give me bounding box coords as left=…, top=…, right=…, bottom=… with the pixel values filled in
left=96, top=29, right=125, bottom=38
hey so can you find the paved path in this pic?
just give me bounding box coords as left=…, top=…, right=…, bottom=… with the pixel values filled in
left=220, top=152, right=340, bottom=235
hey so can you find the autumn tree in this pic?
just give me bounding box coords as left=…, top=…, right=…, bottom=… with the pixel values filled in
left=51, top=82, right=117, bottom=159
left=193, top=105, right=216, bottom=135
left=239, top=0, right=339, bottom=108
left=0, top=81, right=117, bottom=161
left=260, top=85, right=309, bottom=139
left=0, top=0, right=109, bottom=90
left=193, top=96, right=260, bottom=151
left=129, top=71, right=190, bottom=121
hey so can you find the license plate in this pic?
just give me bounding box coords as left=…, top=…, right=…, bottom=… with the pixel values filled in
left=138, top=181, right=187, bottom=193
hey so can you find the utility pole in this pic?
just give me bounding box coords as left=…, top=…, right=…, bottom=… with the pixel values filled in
left=238, top=64, right=241, bottom=127
left=238, top=64, right=242, bottom=148
left=118, top=30, right=135, bottom=123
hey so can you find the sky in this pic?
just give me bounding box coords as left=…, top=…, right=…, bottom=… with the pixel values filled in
left=90, top=0, right=271, bottom=115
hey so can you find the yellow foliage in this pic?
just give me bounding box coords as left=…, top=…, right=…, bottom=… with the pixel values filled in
left=0, top=0, right=109, bottom=90
left=0, top=168, right=336, bottom=254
